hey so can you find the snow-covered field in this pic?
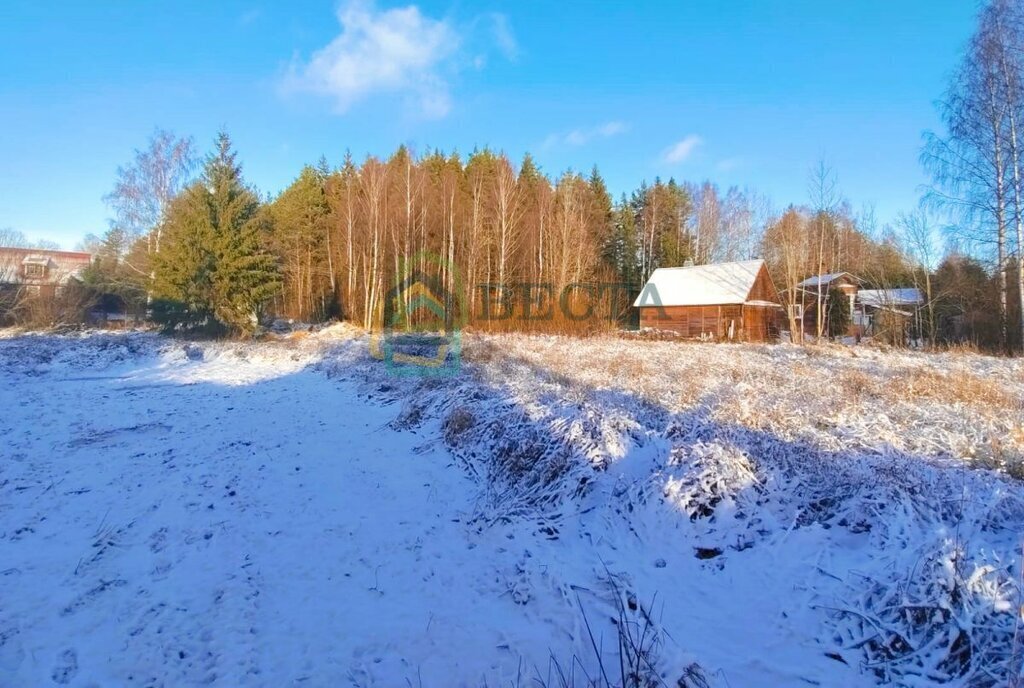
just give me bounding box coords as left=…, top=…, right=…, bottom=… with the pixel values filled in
left=1, top=327, right=1022, bottom=687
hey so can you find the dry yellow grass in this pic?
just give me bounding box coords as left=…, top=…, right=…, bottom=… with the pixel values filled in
left=453, top=333, right=1024, bottom=473
left=893, top=368, right=1018, bottom=409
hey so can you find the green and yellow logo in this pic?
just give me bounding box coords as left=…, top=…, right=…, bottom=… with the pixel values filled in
left=369, top=251, right=465, bottom=377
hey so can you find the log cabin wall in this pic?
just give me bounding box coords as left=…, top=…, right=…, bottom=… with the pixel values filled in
left=639, top=304, right=779, bottom=342
left=741, top=306, right=779, bottom=343
left=639, top=304, right=744, bottom=340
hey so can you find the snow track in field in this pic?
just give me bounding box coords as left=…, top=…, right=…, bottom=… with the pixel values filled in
left=0, top=335, right=596, bottom=686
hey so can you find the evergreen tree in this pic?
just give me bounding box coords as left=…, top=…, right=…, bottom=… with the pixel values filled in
left=268, top=164, right=332, bottom=319
left=661, top=178, right=693, bottom=266
left=152, top=131, right=280, bottom=334
left=588, top=166, right=615, bottom=260
left=825, top=287, right=851, bottom=338
left=80, top=227, right=151, bottom=318
left=518, top=153, right=541, bottom=186
left=601, top=194, right=634, bottom=284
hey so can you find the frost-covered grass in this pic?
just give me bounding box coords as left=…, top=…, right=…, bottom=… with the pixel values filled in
left=464, top=334, right=1024, bottom=477
left=0, top=327, right=1021, bottom=687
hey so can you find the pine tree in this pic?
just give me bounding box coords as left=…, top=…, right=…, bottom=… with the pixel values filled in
left=152, top=131, right=280, bottom=334
left=268, top=165, right=331, bottom=319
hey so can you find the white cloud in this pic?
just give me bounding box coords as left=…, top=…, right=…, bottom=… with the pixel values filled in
left=662, top=135, right=703, bottom=163
left=716, top=156, right=744, bottom=172
left=282, top=1, right=471, bottom=118
left=544, top=121, right=628, bottom=148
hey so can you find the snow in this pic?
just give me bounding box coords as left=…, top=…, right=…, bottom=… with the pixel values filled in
left=1, top=328, right=1022, bottom=686
left=796, top=272, right=856, bottom=289
left=858, top=288, right=925, bottom=307
left=632, top=259, right=768, bottom=307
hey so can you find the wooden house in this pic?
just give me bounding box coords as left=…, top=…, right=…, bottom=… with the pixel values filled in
left=0, top=247, right=91, bottom=299
left=633, top=259, right=783, bottom=342
left=792, top=273, right=925, bottom=340
left=794, top=272, right=862, bottom=337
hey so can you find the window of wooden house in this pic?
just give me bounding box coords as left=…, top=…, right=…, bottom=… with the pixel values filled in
left=23, top=263, right=46, bottom=279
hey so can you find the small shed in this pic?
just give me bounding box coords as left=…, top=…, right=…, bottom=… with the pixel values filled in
left=857, top=288, right=924, bottom=341
left=633, top=259, right=782, bottom=342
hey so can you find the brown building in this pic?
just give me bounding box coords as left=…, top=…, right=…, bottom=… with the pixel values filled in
left=793, top=272, right=862, bottom=338
left=0, top=247, right=92, bottom=299
left=633, top=259, right=783, bottom=342
left=792, top=273, right=924, bottom=341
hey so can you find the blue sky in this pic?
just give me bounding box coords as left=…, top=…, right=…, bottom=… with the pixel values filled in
left=1, top=1, right=976, bottom=248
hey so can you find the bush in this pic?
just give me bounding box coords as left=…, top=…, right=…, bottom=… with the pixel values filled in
left=0, top=283, right=95, bottom=328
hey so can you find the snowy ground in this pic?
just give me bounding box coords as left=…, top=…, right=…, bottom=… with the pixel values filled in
left=0, top=328, right=1022, bottom=687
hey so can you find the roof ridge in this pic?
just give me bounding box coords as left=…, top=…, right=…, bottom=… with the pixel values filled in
left=0, top=247, right=92, bottom=258
left=654, top=258, right=763, bottom=271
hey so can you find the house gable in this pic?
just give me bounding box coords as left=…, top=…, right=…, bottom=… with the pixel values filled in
left=746, top=263, right=781, bottom=304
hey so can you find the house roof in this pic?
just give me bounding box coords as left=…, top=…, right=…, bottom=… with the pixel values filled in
left=797, top=272, right=860, bottom=289
left=0, top=246, right=92, bottom=286
left=858, top=288, right=924, bottom=307
left=633, top=259, right=769, bottom=307
left=0, top=247, right=91, bottom=261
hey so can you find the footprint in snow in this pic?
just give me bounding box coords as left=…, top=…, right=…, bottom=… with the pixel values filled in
left=51, top=649, right=78, bottom=685
left=149, top=527, right=169, bottom=553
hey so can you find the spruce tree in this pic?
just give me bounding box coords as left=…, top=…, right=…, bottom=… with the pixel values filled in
left=518, top=152, right=541, bottom=185
left=152, top=131, right=280, bottom=334
left=267, top=165, right=331, bottom=319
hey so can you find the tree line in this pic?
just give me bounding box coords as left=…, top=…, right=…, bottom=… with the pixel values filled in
left=27, top=0, right=1013, bottom=353
left=924, top=0, right=1024, bottom=354
left=81, top=130, right=925, bottom=335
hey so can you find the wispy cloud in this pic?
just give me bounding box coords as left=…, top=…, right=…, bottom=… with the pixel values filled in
left=543, top=121, right=629, bottom=149
left=662, top=135, right=703, bottom=163
left=239, top=7, right=262, bottom=27
left=469, top=13, right=518, bottom=69
left=488, top=13, right=518, bottom=61
left=281, top=1, right=513, bottom=118
left=712, top=157, right=745, bottom=173
left=716, top=156, right=744, bottom=172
